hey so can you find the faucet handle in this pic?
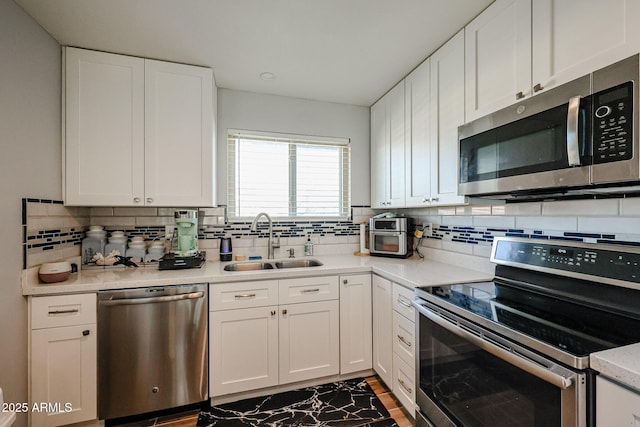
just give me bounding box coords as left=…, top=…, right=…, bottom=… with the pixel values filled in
left=272, top=237, right=280, bottom=249
left=287, top=248, right=295, bottom=258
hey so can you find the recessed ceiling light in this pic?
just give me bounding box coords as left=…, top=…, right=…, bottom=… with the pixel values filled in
left=260, top=72, right=276, bottom=81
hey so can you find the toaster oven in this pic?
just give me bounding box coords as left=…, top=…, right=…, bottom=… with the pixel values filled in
left=369, top=217, right=413, bottom=258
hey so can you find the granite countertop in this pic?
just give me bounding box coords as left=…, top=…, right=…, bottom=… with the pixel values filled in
left=22, top=254, right=494, bottom=296
left=591, top=343, right=640, bottom=392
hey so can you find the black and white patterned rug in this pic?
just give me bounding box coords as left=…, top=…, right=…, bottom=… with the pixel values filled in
left=198, top=378, right=399, bottom=427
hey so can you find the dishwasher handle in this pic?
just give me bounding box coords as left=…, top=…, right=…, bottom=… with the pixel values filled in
left=100, top=291, right=204, bottom=306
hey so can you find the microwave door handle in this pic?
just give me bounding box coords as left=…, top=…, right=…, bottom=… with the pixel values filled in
left=566, top=96, right=582, bottom=167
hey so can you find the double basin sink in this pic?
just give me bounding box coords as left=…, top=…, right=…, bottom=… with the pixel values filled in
left=223, top=258, right=323, bottom=272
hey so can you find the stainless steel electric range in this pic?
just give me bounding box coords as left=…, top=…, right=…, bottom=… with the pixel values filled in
left=413, top=236, right=640, bottom=427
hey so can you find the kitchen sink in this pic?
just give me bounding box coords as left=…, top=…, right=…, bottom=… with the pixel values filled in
left=223, top=262, right=275, bottom=271
left=274, top=259, right=323, bottom=269
left=223, top=258, right=323, bottom=271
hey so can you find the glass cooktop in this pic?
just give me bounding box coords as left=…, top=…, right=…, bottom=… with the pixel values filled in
left=422, top=280, right=640, bottom=358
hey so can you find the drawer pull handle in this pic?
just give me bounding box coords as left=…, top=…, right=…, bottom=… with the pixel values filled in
left=398, top=379, right=412, bottom=394
left=397, top=335, right=412, bottom=347
left=235, top=293, right=256, bottom=299
left=82, top=330, right=90, bottom=336
left=301, top=288, right=320, bottom=294
left=397, top=298, right=412, bottom=308
left=48, top=309, right=79, bottom=315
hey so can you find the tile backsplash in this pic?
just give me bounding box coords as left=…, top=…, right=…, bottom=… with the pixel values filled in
left=24, top=196, right=640, bottom=269
left=22, top=198, right=375, bottom=268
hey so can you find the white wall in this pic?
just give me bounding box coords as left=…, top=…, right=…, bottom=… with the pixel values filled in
left=0, top=1, right=61, bottom=425
left=216, top=88, right=370, bottom=206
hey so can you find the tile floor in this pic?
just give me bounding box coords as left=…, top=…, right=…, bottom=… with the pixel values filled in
left=135, top=376, right=414, bottom=427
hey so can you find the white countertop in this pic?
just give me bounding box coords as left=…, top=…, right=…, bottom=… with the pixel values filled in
left=22, top=254, right=494, bottom=296
left=591, top=343, right=640, bottom=392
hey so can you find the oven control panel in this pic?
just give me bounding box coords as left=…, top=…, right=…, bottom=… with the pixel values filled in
left=493, top=238, right=640, bottom=284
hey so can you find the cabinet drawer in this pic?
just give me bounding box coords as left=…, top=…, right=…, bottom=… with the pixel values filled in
left=392, top=283, right=415, bottom=320
left=393, top=353, right=416, bottom=415
left=210, top=280, right=279, bottom=311
left=31, top=293, right=96, bottom=329
left=279, top=276, right=339, bottom=304
left=393, top=311, right=415, bottom=368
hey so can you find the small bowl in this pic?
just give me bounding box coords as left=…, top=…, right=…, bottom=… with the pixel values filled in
left=39, top=262, right=72, bottom=283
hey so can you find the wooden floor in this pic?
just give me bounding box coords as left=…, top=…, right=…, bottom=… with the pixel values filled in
left=131, top=376, right=414, bottom=427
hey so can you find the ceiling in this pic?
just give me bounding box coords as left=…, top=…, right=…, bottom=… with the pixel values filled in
left=15, top=0, right=493, bottom=106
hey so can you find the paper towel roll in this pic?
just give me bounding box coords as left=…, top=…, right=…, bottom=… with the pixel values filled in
left=360, top=223, right=369, bottom=254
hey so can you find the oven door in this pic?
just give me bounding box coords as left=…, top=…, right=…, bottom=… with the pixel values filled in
left=414, top=300, right=587, bottom=427
left=370, top=232, right=407, bottom=256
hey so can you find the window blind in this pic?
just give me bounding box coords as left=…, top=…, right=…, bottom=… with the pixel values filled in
left=227, top=130, right=350, bottom=219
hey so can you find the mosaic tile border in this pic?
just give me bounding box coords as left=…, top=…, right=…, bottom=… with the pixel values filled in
left=430, top=225, right=632, bottom=247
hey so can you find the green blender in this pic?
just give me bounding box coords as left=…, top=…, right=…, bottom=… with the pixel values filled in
left=159, top=209, right=206, bottom=270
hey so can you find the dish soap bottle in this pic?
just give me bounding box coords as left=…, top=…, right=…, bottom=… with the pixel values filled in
left=304, top=234, right=314, bottom=256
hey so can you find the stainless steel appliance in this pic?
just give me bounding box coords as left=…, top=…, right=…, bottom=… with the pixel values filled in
left=98, top=284, right=208, bottom=421
left=458, top=54, right=639, bottom=200
left=369, top=217, right=413, bottom=258
left=414, top=237, right=640, bottom=427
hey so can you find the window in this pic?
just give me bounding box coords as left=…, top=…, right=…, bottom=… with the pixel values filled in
left=227, top=130, right=350, bottom=219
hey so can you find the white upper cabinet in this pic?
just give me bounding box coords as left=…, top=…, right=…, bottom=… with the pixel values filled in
left=466, top=0, right=640, bottom=122
left=144, top=60, right=214, bottom=207
left=404, top=59, right=432, bottom=207
left=532, top=0, right=640, bottom=92
left=371, top=81, right=406, bottom=208
left=430, top=30, right=467, bottom=206
left=64, top=47, right=215, bottom=207
left=64, top=48, right=145, bottom=206
left=465, top=0, right=532, bottom=122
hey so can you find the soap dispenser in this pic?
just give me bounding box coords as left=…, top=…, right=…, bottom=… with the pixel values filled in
left=304, top=234, right=314, bottom=256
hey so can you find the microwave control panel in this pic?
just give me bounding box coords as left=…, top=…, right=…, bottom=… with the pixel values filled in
left=593, top=81, right=633, bottom=164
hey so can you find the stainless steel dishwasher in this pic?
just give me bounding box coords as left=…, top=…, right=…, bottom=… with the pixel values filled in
left=98, top=284, right=208, bottom=421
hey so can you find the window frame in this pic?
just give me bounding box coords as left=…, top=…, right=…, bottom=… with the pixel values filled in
left=227, top=129, right=351, bottom=221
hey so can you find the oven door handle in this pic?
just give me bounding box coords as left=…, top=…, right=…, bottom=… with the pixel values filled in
left=415, top=302, right=574, bottom=390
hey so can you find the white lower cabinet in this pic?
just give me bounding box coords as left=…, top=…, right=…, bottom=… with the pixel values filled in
left=210, top=276, right=340, bottom=397
left=596, top=376, right=640, bottom=425
left=339, top=274, right=373, bottom=374
left=372, top=275, right=393, bottom=387
left=279, top=300, right=340, bottom=384
left=210, top=306, right=279, bottom=395
left=29, top=294, right=97, bottom=427
left=391, top=283, right=416, bottom=416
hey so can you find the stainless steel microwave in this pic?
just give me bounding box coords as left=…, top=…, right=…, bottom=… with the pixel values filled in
left=458, top=54, right=639, bottom=200
left=369, top=217, right=413, bottom=258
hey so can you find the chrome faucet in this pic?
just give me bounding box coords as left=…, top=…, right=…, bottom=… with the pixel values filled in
left=250, top=212, right=280, bottom=259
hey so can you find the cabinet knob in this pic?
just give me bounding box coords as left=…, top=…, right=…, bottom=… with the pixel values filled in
left=422, top=198, right=429, bottom=203
left=431, top=197, right=439, bottom=203
left=282, top=309, right=287, bottom=315
left=134, top=197, right=141, bottom=203
left=270, top=310, right=276, bottom=316
left=82, top=330, right=90, bottom=336
left=343, top=279, right=348, bottom=284
left=516, top=91, right=525, bottom=100
left=533, top=83, right=544, bottom=93
left=146, top=198, right=153, bottom=203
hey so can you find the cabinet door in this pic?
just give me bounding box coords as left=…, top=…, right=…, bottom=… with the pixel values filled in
left=210, top=306, right=279, bottom=396
left=145, top=60, right=215, bottom=207
left=430, top=30, right=467, bottom=206
left=387, top=81, right=406, bottom=207
left=596, top=376, right=640, bottom=426
left=279, top=300, right=340, bottom=385
left=339, top=274, right=372, bottom=374
left=532, top=0, right=640, bottom=93
left=370, top=97, right=388, bottom=208
left=31, top=325, right=97, bottom=427
left=372, top=275, right=393, bottom=387
left=64, top=47, right=145, bottom=206
left=465, top=0, right=532, bottom=121
left=393, top=311, right=415, bottom=368
left=404, top=59, right=432, bottom=207
left=392, top=353, right=416, bottom=416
